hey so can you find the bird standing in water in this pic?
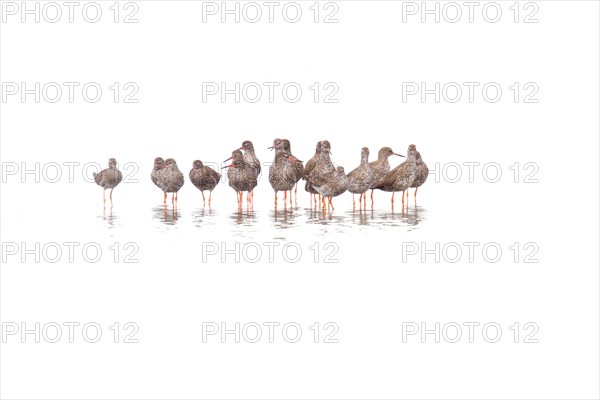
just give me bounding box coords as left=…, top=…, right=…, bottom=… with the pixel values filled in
left=93, top=158, right=123, bottom=205
left=375, top=145, right=418, bottom=210
left=407, top=146, right=429, bottom=205
left=305, top=140, right=335, bottom=207
left=308, top=166, right=348, bottom=211
left=227, top=141, right=260, bottom=207
left=347, top=147, right=374, bottom=210
left=224, top=150, right=257, bottom=209
left=268, top=150, right=303, bottom=208
left=160, top=158, right=185, bottom=205
left=303, top=141, right=322, bottom=207
left=269, top=138, right=304, bottom=205
left=151, top=157, right=166, bottom=203
left=368, top=147, right=403, bottom=208
left=189, top=160, right=221, bottom=208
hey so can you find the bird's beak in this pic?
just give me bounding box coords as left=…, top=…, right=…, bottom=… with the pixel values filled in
left=237, top=146, right=244, bottom=151
left=393, top=152, right=405, bottom=157
left=223, top=156, right=233, bottom=163
left=221, top=164, right=232, bottom=169
left=267, top=146, right=274, bottom=150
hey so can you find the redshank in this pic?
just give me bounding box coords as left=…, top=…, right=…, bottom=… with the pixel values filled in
left=151, top=157, right=165, bottom=202
left=189, top=160, right=221, bottom=208
left=224, top=151, right=257, bottom=209
left=238, top=140, right=261, bottom=177
left=347, top=147, right=374, bottom=210
left=305, top=140, right=335, bottom=200
left=407, top=146, right=429, bottom=204
left=268, top=150, right=303, bottom=208
left=302, top=141, right=322, bottom=206
left=368, top=147, right=404, bottom=208
left=308, top=166, right=348, bottom=211
left=227, top=141, right=260, bottom=206
left=374, top=145, right=418, bottom=209
left=269, top=138, right=304, bottom=204
left=160, top=158, right=185, bottom=205
left=93, top=158, right=123, bottom=205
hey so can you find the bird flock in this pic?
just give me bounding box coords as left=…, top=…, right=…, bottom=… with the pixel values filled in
left=92, top=140, right=429, bottom=211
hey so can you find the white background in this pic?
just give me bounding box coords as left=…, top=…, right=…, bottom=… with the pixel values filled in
left=1, top=1, right=599, bottom=399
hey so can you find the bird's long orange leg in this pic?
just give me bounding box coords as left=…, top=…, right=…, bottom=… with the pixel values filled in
left=363, top=192, right=367, bottom=210
left=289, top=191, right=292, bottom=207
left=208, top=192, right=212, bottom=208
left=201, top=191, right=206, bottom=207
left=402, top=190, right=405, bottom=209
left=275, top=192, right=278, bottom=209
left=414, top=187, right=418, bottom=202
left=283, top=191, right=287, bottom=208
left=294, top=184, right=298, bottom=204
left=370, top=190, right=374, bottom=208
left=353, top=194, right=356, bottom=209
left=103, top=190, right=106, bottom=205
left=109, top=189, right=114, bottom=203
left=329, top=196, right=334, bottom=211
left=163, top=192, right=167, bottom=205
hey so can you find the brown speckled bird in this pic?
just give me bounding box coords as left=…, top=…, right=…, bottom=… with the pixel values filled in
left=224, top=150, right=257, bottom=209
left=151, top=157, right=165, bottom=202
left=407, top=146, right=429, bottom=204
left=347, top=147, right=374, bottom=210
left=302, top=141, right=322, bottom=205
left=269, top=138, right=304, bottom=204
left=375, top=145, right=418, bottom=209
left=269, top=151, right=303, bottom=208
left=305, top=140, right=335, bottom=207
left=189, top=160, right=221, bottom=208
left=160, top=158, right=185, bottom=205
left=93, top=158, right=123, bottom=205
left=309, top=166, right=348, bottom=211
left=239, top=140, right=261, bottom=178
left=226, top=141, right=260, bottom=206
left=368, top=147, right=404, bottom=208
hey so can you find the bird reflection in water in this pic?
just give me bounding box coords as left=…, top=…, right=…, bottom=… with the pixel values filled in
left=230, top=209, right=257, bottom=226
left=100, top=205, right=118, bottom=228
left=350, top=207, right=370, bottom=225
left=382, top=204, right=425, bottom=228
left=271, top=206, right=297, bottom=227
left=192, top=207, right=217, bottom=228
left=153, top=204, right=181, bottom=225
